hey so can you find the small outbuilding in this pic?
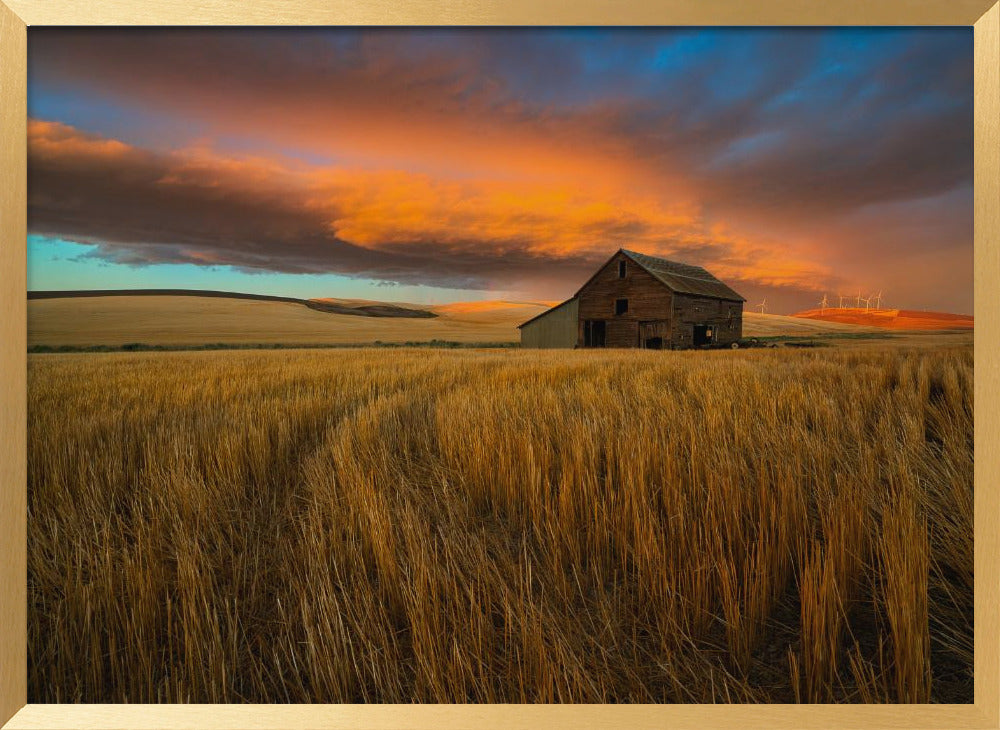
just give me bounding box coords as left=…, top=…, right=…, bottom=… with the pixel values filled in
left=519, top=249, right=745, bottom=349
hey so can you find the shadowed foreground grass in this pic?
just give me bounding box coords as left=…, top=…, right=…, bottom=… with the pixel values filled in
left=27, top=347, right=973, bottom=703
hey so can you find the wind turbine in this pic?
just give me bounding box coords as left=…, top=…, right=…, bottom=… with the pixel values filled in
left=757, top=298, right=768, bottom=315
left=819, top=294, right=829, bottom=313
left=860, top=293, right=873, bottom=312
left=855, top=290, right=862, bottom=308
left=873, top=291, right=883, bottom=311
left=838, top=294, right=846, bottom=309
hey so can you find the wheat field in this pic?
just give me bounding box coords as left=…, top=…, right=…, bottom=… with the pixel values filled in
left=27, top=346, right=973, bottom=703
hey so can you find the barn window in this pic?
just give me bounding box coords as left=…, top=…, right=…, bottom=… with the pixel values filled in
left=615, top=298, right=629, bottom=315
left=618, top=260, right=627, bottom=279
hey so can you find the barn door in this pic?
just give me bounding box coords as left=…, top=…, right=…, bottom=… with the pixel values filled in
left=584, top=320, right=606, bottom=347
left=693, top=324, right=715, bottom=346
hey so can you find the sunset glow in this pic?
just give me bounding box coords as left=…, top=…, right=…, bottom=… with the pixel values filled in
left=27, top=28, right=973, bottom=313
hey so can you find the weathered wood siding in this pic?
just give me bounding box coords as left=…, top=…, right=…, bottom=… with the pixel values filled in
left=520, top=298, right=579, bottom=348
left=524, top=250, right=743, bottom=349
left=576, top=251, right=673, bottom=348
left=669, top=295, right=743, bottom=348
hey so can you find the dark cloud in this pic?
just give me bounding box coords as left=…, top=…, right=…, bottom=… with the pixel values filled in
left=27, top=121, right=602, bottom=292
left=607, top=31, right=973, bottom=219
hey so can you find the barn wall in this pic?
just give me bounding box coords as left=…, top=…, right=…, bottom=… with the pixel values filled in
left=520, top=298, right=579, bottom=349
left=577, top=251, right=673, bottom=348
left=669, top=295, right=743, bottom=348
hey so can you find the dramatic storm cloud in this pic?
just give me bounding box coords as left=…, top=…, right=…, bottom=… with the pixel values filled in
left=27, top=28, right=972, bottom=312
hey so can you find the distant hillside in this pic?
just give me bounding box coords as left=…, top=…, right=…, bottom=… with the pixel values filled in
left=430, top=300, right=562, bottom=326
left=740, top=311, right=877, bottom=336
left=29, top=289, right=436, bottom=319
left=793, top=308, right=973, bottom=330
left=27, top=293, right=550, bottom=347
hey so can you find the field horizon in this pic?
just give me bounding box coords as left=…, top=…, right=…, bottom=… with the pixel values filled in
left=27, top=289, right=974, bottom=350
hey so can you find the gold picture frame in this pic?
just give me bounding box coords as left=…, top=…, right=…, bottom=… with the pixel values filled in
left=1, top=1, right=998, bottom=727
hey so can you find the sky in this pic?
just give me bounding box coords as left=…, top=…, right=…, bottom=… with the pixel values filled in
left=26, top=28, right=973, bottom=314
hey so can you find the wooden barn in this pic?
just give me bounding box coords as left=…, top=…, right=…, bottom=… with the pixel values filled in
left=519, top=249, right=745, bottom=349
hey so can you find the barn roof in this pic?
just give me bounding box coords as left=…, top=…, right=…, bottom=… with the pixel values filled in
left=517, top=297, right=577, bottom=329
left=620, top=249, right=746, bottom=302
left=519, top=249, right=746, bottom=329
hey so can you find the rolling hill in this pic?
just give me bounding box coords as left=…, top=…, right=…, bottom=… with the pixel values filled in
left=793, top=308, right=973, bottom=330
left=29, top=289, right=437, bottom=318
left=27, top=292, right=553, bottom=347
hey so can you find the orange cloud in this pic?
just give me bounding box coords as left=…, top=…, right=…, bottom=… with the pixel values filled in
left=27, top=119, right=859, bottom=299
left=307, top=169, right=699, bottom=257
left=28, top=119, right=131, bottom=160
